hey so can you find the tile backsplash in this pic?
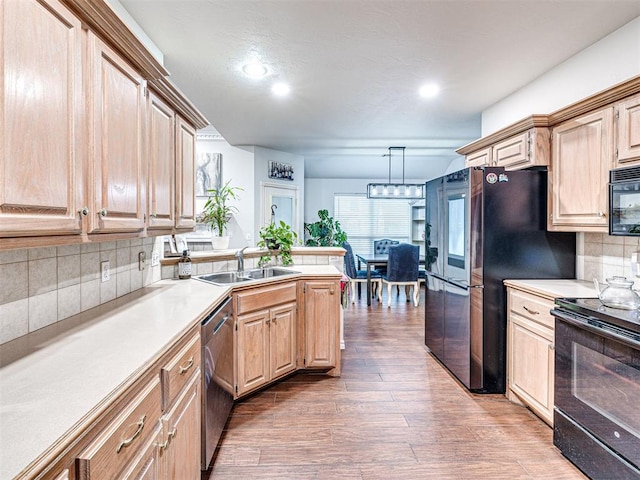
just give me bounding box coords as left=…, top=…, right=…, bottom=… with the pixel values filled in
left=579, top=232, right=640, bottom=287
left=0, top=237, right=162, bottom=345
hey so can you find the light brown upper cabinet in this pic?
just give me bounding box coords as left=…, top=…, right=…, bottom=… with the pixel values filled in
left=147, top=90, right=176, bottom=230
left=88, top=32, right=146, bottom=234
left=175, top=116, right=197, bottom=230
left=493, top=128, right=550, bottom=170
left=465, top=147, right=492, bottom=168
left=0, top=0, right=83, bottom=237
left=549, top=107, right=614, bottom=232
left=615, top=93, right=640, bottom=167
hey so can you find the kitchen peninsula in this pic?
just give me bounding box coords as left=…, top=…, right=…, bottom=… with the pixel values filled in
left=0, top=262, right=342, bottom=480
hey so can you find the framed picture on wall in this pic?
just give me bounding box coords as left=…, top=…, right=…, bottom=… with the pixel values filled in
left=196, top=152, right=222, bottom=196
left=268, top=161, right=294, bottom=181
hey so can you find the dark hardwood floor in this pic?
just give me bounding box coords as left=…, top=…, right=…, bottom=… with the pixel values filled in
left=206, top=288, right=586, bottom=479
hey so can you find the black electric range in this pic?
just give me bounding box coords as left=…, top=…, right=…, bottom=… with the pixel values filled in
left=552, top=297, right=640, bottom=480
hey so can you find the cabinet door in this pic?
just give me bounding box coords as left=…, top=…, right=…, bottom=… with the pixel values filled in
left=465, top=147, right=492, bottom=167
left=0, top=0, right=83, bottom=237
left=616, top=93, right=640, bottom=166
left=303, top=281, right=339, bottom=372
left=147, top=91, right=175, bottom=230
left=270, top=303, right=297, bottom=379
left=236, top=309, right=270, bottom=396
left=508, top=314, right=554, bottom=425
left=89, top=32, right=146, bottom=233
left=549, top=107, right=613, bottom=231
left=162, top=373, right=201, bottom=480
left=118, top=423, right=162, bottom=480
left=175, top=116, right=196, bottom=230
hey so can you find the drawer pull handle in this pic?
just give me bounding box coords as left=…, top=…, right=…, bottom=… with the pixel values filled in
left=159, top=428, right=178, bottom=451
left=116, top=415, right=146, bottom=453
left=178, top=357, right=194, bottom=375
left=523, top=305, right=539, bottom=315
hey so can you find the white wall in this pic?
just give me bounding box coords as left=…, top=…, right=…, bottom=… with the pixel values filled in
left=482, top=16, right=640, bottom=135
left=253, top=147, right=305, bottom=239
left=195, top=139, right=256, bottom=248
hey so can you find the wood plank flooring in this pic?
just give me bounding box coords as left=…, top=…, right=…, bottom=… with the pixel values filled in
left=206, top=288, right=586, bottom=479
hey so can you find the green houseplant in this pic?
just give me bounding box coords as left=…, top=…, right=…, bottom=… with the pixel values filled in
left=201, top=180, right=243, bottom=249
left=257, top=220, right=298, bottom=267
left=304, top=209, right=347, bottom=246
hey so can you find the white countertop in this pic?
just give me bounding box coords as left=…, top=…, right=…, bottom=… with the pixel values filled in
left=0, top=265, right=340, bottom=480
left=503, top=278, right=598, bottom=300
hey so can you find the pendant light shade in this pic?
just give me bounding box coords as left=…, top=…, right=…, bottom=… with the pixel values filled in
left=366, top=147, right=425, bottom=199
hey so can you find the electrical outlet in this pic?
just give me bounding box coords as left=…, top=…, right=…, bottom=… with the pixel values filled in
left=138, top=251, right=146, bottom=271
left=151, top=250, right=160, bottom=267
left=101, top=260, right=110, bottom=282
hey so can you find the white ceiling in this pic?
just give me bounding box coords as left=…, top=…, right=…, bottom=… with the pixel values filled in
left=118, top=1, right=640, bottom=179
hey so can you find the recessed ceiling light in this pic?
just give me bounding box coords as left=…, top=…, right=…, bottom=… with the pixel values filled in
left=242, top=62, right=268, bottom=78
left=419, top=83, right=439, bottom=98
left=272, top=83, right=290, bottom=96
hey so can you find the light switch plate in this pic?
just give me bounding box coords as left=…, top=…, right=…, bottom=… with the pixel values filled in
left=101, top=260, right=110, bottom=282
left=138, top=251, right=146, bottom=271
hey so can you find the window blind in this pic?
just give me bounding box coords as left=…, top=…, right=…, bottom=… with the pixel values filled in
left=334, top=194, right=411, bottom=255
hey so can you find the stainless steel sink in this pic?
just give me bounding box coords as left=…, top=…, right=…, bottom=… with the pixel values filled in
left=195, top=268, right=299, bottom=285
left=195, top=272, right=252, bottom=285
left=241, top=267, right=299, bottom=280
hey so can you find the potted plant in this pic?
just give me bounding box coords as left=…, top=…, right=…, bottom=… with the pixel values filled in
left=257, top=220, right=298, bottom=266
left=304, top=209, right=347, bottom=246
left=201, top=180, right=243, bottom=250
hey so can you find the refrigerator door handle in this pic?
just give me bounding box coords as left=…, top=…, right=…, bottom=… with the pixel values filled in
left=426, top=272, right=448, bottom=282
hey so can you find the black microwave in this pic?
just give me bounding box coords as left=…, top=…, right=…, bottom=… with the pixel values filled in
left=610, top=165, right=640, bottom=235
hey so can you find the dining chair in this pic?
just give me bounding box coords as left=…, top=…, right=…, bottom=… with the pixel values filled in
left=373, top=239, right=399, bottom=255
left=381, top=243, right=420, bottom=307
left=342, top=241, right=381, bottom=303
left=373, top=238, right=400, bottom=292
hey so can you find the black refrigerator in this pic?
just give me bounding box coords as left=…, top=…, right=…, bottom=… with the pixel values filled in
left=424, top=167, right=576, bottom=393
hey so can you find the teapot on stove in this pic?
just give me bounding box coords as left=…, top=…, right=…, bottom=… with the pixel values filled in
left=593, top=276, right=640, bottom=310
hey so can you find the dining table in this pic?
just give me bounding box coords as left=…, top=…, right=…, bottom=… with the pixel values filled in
left=356, top=253, right=426, bottom=306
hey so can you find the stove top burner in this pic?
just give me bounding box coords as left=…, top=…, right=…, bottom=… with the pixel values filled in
left=555, top=297, right=640, bottom=335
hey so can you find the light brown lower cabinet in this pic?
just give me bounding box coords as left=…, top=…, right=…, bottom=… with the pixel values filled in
left=302, top=280, right=341, bottom=375
left=161, top=373, right=201, bottom=480
left=506, top=287, right=556, bottom=426
left=235, top=282, right=297, bottom=397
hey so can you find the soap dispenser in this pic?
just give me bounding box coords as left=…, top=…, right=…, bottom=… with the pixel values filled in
left=178, top=250, right=192, bottom=279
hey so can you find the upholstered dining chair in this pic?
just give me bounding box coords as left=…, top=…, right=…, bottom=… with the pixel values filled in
left=373, top=238, right=399, bottom=255
left=342, top=241, right=381, bottom=304
left=382, top=243, right=420, bottom=307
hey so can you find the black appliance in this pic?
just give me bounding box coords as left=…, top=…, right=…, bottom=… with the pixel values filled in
left=424, top=167, right=576, bottom=393
left=201, top=296, right=234, bottom=470
left=610, top=165, right=640, bottom=236
left=552, top=298, right=640, bottom=479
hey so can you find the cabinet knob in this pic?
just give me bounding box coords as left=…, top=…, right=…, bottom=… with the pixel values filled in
left=549, top=344, right=555, bottom=351
left=149, top=213, right=157, bottom=219
left=79, top=206, right=89, bottom=217
left=99, top=208, right=108, bottom=218
left=597, top=211, right=606, bottom=218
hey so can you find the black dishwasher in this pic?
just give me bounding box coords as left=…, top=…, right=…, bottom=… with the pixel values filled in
left=201, top=296, right=234, bottom=470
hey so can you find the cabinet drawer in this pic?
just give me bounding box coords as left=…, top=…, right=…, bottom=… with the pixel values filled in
left=509, top=289, right=555, bottom=329
left=161, top=333, right=201, bottom=410
left=235, top=282, right=297, bottom=315
left=77, top=376, right=162, bottom=480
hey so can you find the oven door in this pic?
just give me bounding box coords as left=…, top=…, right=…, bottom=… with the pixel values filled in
left=554, top=309, right=640, bottom=468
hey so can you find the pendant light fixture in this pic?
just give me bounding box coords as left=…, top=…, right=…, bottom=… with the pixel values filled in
left=367, top=147, right=425, bottom=199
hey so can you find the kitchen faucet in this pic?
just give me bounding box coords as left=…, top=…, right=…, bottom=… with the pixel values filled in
left=236, top=247, right=248, bottom=273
